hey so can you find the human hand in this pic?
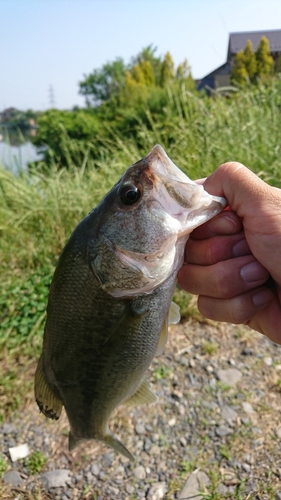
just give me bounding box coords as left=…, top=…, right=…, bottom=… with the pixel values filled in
left=178, top=162, right=281, bottom=344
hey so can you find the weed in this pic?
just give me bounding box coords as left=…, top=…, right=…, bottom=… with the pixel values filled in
left=202, top=341, right=218, bottom=356
left=219, top=444, right=232, bottom=461
left=179, top=459, right=195, bottom=476
left=26, top=451, right=47, bottom=474
left=0, top=454, right=7, bottom=477
left=153, top=364, right=171, bottom=381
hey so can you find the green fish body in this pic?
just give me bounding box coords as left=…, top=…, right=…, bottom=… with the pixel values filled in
left=35, top=145, right=226, bottom=459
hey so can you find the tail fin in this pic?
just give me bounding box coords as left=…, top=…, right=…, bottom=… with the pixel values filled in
left=68, top=429, right=134, bottom=461
left=103, top=433, right=134, bottom=461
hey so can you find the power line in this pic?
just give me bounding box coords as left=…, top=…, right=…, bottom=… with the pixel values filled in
left=48, top=85, right=56, bottom=108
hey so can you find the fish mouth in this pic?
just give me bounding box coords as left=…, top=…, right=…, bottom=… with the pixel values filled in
left=144, top=145, right=227, bottom=234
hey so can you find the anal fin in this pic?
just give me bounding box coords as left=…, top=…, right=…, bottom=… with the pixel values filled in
left=124, top=378, right=157, bottom=407
left=34, top=354, right=63, bottom=420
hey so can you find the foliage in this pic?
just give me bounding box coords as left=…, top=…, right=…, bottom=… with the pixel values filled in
left=33, top=47, right=195, bottom=167
left=0, top=267, right=52, bottom=353
left=256, top=36, right=274, bottom=78
left=26, top=451, right=47, bottom=474
left=0, top=454, right=8, bottom=477
left=32, top=109, right=101, bottom=167
left=231, top=36, right=274, bottom=85
left=79, top=58, right=127, bottom=107
left=1, top=79, right=281, bottom=366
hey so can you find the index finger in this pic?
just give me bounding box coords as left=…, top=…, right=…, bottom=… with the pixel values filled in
left=191, top=210, right=242, bottom=240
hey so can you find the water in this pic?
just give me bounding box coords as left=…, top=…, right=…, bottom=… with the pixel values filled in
left=0, top=138, right=43, bottom=173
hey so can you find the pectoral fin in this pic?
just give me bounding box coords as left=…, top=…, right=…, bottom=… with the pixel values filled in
left=124, top=378, right=157, bottom=406
left=34, top=355, right=63, bottom=420
left=168, top=300, right=181, bottom=324
left=155, top=301, right=180, bottom=356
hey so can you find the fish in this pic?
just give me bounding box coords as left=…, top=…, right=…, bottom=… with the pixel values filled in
left=34, top=144, right=226, bottom=460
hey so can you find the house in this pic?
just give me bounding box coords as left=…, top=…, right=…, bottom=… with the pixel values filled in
left=197, top=29, right=281, bottom=92
left=0, top=107, right=19, bottom=122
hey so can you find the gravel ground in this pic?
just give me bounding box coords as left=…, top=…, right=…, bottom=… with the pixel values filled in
left=1, top=319, right=281, bottom=499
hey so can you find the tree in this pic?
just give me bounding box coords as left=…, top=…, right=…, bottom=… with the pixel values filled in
left=126, top=60, right=155, bottom=88
left=231, top=50, right=249, bottom=85
left=160, top=52, right=175, bottom=86
left=231, top=36, right=274, bottom=85
left=79, top=58, right=127, bottom=107
left=243, top=40, right=257, bottom=80
left=256, top=36, right=274, bottom=79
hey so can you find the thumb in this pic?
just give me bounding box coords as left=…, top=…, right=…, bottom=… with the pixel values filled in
left=203, top=162, right=270, bottom=218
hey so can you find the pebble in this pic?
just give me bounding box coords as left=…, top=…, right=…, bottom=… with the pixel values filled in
left=107, top=485, right=119, bottom=495
left=217, top=368, right=242, bottom=386
left=103, top=452, right=114, bottom=466
left=146, top=481, right=167, bottom=499
left=135, top=422, right=146, bottom=434
left=133, top=465, right=146, bottom=479
left=179, top=470, right=210, bottom=499
left=276, top=428, right=281, bottom=438
left=217, top=483, right=228, bottom=494
left=241, top=348, right=254, bottom=356
left=41, top=469, right=72, bottom=489
left=264, top=356, right=273, bottom=366
left=221, top=404, right=238, bottom=421
left=144, top=438, right=152, bottom=451
left=215, top=425, right=233, bottom=437
left=126, top=484, right=135, bottom=494
left=177, top=404, right=185, bottom=416
left=275, top=491, right=281, bottom=500
left=180, top=436, right=187, bottom=446
left=242, top=402, right=255, bottom=414
left=148, top=444, right=161, bottom=455
left=3, top=470, right=23, bottom=487
left=0, top=423, right=17, bottom=434
left=168, top=417, right=176, bottom=426
left=114, top=465, right=125, bottom=476
left=242, top=463, right=251, bottom=472
left=91, top=464, right=100, bottom=476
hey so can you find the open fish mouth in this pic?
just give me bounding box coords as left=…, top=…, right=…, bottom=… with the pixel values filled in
left=144, top=145, right=227, bottom=235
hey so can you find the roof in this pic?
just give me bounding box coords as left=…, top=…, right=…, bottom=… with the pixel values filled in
left=228, top=29, right=281, bottom=59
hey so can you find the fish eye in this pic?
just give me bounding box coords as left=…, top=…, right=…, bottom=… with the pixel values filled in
left=120, top=184, right=141, bottom=205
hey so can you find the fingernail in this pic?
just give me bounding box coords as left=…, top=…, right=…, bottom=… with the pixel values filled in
left=209, top=215, right=237, bottom=235
left=253, top=289, right=274, bottom=307
left=241, top=261, right=269, bottom=283
left=233, top=239, right=250, bottom=257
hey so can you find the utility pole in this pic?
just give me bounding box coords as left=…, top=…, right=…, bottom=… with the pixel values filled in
left=48, top=85, right=56, bottom=108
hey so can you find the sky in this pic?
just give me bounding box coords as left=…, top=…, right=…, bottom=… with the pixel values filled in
left=1, top=0, right=281, bottom=111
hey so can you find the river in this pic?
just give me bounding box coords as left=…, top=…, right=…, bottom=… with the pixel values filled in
left=0, top=138, right=43, bottom=173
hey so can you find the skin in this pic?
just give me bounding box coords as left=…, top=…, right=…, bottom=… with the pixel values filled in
left=178, top=162, right=281, bottom=345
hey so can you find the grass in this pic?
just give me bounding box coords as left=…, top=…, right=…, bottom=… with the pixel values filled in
left=1, top=78, right=281, bottom=421
left=26, top=451, right=48, bottom=474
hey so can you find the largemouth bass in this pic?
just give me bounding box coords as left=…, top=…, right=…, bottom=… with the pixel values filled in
left=35, top=145, right=226, bottom=460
